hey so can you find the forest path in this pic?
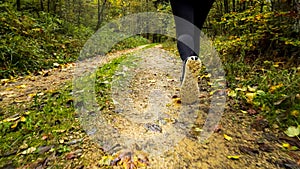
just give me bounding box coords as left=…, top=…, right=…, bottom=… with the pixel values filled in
left=0, top=45, right=299, bottom=169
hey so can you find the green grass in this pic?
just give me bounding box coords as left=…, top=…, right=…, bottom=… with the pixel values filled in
left=0, top=50, right=141, bottom=168
left=161, top=39, right=300, bottom=130
left=0, top=84, right=77, bottom=167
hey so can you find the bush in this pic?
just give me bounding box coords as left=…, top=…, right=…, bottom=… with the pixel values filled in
left=0, top=2, right=93, bottom=78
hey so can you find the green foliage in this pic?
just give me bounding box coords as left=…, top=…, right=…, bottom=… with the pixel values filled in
left=207, top=0, right=300, bottom=129
left=110, top=36, right=150, bottom=52
left=0, top=84, right=77, bottom=167
left=211, top=1, right=299, bottom=61
left=0, top=2, right=93, bottom=79
left=226, top=58, right=300, bottom=128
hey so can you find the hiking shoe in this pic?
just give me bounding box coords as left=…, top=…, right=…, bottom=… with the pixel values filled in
left=180, top=56, right=202, bottom=105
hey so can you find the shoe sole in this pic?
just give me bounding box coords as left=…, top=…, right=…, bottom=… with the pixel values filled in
left=180, top=56, right=202, bottom=105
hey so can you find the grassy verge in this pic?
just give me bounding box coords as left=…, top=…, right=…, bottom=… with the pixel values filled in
left=0, top=49, right=145, bottom=168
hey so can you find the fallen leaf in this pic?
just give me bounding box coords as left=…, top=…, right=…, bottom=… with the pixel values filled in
left=240, top=110, right=248, bottom=114
left=284, top=126, right=300, bottom=137
left=21, top=147, right=37, bottom=155
left=99, top=155, right=113, bottom=166
left=227, top=155, right=240, bottom=160
left=290, top=110, right=299, bottom=117
left=20, top=116, right=26, bottom=122
left=247, top=109, right=257, bottom=115
left=11, top=121, right=19, bottom=129
left=235, top=87, right=247, bottom=92
left=247, top=86, right=257, bottom=92
left=224, top=134, right=232, bottom=141
left=228, top=90, right=237, bottom=97
left=16, top=84, right=26, bottom=89
left=41, top=135, right=48, bottom=140
left=282, top=142, right=291, bottom=148
left=52, top=129, right=66, bottom=133
left=28, top=93, right=37, bottom=98
left=1, top=116, right=20, bottom=123
left=269, top=84, right=283, bottom=93
left=245, top=92, right=256, bottom=103
left=53, top=63, right=60, bottom=67
left=1, top=79, right=10, bottom=85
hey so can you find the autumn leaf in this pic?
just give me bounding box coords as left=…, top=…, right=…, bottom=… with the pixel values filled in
left=282, top=142, right=290, bottom=148
left=269, top=84, right=283, bottom=93
left=11, top=121, right=19, bottom=129
left=99, top=155, right=114, bottom=165
left=20, top=147, right=37, bottom=155
left=247, top=86, right=257, bottom=92
left=290, top=110, right=299, bottom=117
left=284, top=126, right=300, bottom=137
left=16, top=84, right=26, bottom=89
left=1, top=116, right=19, bottom=123
left=224, top=134, right=233, bottom=141
left=245, top=92, right=256, bottom=103
left=1, top=79, right=10, bottom=85
left=20, top=116, right=26, bottom=122
left=227, top=155, right=240, bottom=160
left=240, top=110, right=248, bottom=114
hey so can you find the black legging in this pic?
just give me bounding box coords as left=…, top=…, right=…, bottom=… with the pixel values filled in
left=170, top=0, right=215, bottom=61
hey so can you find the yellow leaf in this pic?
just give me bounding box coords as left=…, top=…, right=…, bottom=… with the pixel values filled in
left=16, top=84, right=26, bottom=89
left=235, top=87, right=247, bottom=92
left=290, top=110, right=299, bottom=117
left=224, top=134, right=232, bottom=141
left=1, top=79, right=10, bottom=85
left=228, top=90, right=237, bottom=97
left=247, top=86, right=257, bottom=92
left=52, top=129, right=66, bottom=133
left=11, top=121, right=19, bottom=129
left=269, top=84, right=283, bottom=93
left=20, top=147, right=36, bottom=155
left=20, top=116, right=26, bottom=122
left=28, top=93, right=36, bottom=98
left=202, top=73, right=211, bottom=78
left=227, top=155, right=240, bottom=160
left=240, top=110, right=248, bottom=114
left=2, top=116, right=20, bottom=123
left=245, top=93, right=256, bottom=103
left=282, top=142, right=290, bottom=148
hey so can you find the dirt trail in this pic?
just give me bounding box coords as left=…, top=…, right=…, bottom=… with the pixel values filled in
left=1, top=45, right=299, bottom=169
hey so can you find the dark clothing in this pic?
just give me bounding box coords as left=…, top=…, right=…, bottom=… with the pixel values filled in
left=170, top=0, right=215, bottom=61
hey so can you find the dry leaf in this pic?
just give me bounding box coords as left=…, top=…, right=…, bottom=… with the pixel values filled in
left=227, top=155, right=240, bottom=160
left=11, top=121, right=19, bottom=129
left=16, top=84, right=26, bottom=89
left=224, top=134, right=233, bottom=141
left=269, top=84, right=283, bottom=93
left=21, top=147, right=37, bottom=155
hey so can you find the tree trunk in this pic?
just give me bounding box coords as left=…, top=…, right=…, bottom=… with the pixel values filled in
left=16, top=0, right=21, bottom=11
left=224, top=0, right=229, bottom=13
left=260, top=1, right=264, bottom=13
left=47, top=0, right=50, bottom=12
left=96, top=0, right=107, bottom=30
left=77, top=0, right=81, bottom=26
left=40, top=0, right=44, bottom=11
